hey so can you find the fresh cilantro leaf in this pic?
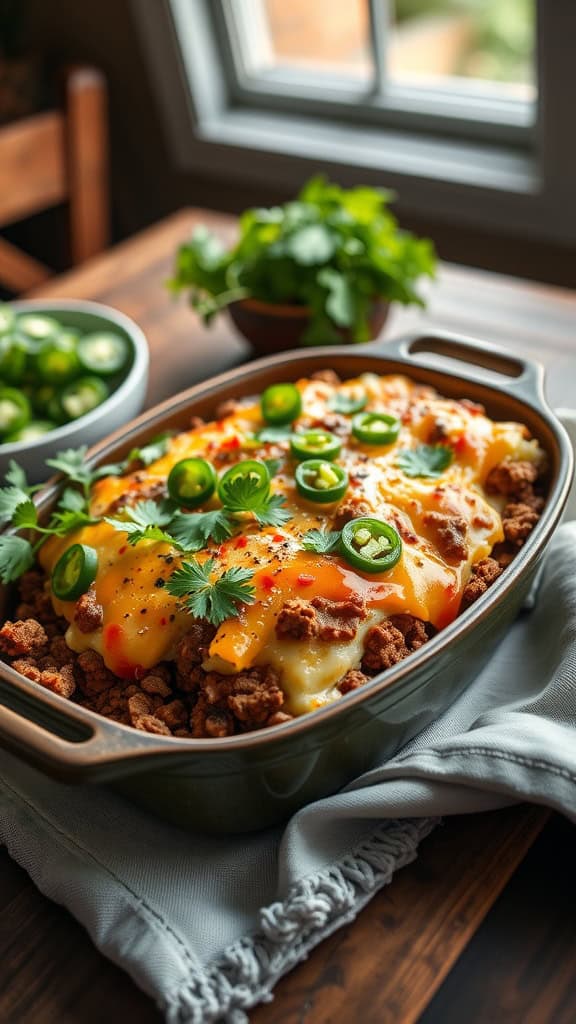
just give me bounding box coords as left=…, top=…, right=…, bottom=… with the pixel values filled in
left=165, top=558, right=255, bottom=627
left=301, top=528, right=341, bottom=554
left=396, top=444, right=453, bottom=479
left=168, top=509, right=235, bottom=551
left=46, top=446, right=93, bottom=486
left=105, top=499, right=175, bottom=546
left=57, top=488, right=87, bottom=513
left=92, top=461, right=127, bottom=480
left=252, top=493, right=291, bottom=528
left=256, top=426, right=292, bottom=444
left=12, top=499, right=38, bottom=530
left=127, top=432, right=173, bottom=467
left=5, top=460, right=33, bottom=492
left=317, top=268, right=354, bottom=328
left=264, top=457, right=282, bottom=476
left=51, top=509, right=98, bottom=535
left=0, top=487, right=32, bottom=525
left=221, top=469, right=267, bottom=512
left=0, top=535, right=34, bottom=583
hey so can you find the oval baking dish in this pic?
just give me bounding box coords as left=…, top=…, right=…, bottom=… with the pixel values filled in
left=0, top=332, right=572, bottom=833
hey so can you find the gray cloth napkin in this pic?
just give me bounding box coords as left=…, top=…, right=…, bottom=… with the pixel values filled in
left=2, top=434, right=576, bottom=1023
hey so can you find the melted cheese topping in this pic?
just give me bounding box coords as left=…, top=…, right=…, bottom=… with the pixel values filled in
left=39, top=373, right=544, bottom=714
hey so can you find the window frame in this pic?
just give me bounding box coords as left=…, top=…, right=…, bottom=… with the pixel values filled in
left=214, top=0, right=535, bottom=146
left=131, top=0, right=576, bottom=245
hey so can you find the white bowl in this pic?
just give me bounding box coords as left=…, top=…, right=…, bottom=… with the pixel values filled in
left=0, top=299, right=149, bottom=482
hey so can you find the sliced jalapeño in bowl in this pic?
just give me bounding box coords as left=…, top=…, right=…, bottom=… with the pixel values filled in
left=295, top=459, right=348, bottom=503
left=340, top=517, right=402, bottom=573
left=78, top=331, right=131, bottom=376
left=290, top=429, right=342, bottom=462
left=51, top=543, right=98, bottom=601
left=36, top=333, right=81, bottom=384
left=0, top=388, right=30, bottom=438
left=168, top=457, right=217, bottom=508
left=60, top=376, right=109, bottom=420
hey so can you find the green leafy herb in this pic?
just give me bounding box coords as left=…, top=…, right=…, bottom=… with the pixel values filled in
left=170, top=175, right=436, bottom=344
left=126, top=432, right=173, bottom=468
left=218, top=463, right=291, bottom=527
left=11, top=499, right=38, bottom=531
left=264, top=457, right=283, bottom=477
left=58, top=488, right=88, bottom=513
left=50, top=508, right=98, bottom=535
left=5, top=460, right=40, bottom=494
left=0, top=485, right=31, bottom=525
left=105, top=500, right=175, bottom=546
left=256, top=426, right=292, bottom=444
left=396, top=444, right=454, bottom=479
left=168, top=509, right=235, bottom=551
left=165, top=558, right=255, bottom=627
left=0, top=535, right=35, bottom=582
left=46, top=446, right=94, bottom=488
left=301, top=528, right=341, bottom=554
left=251, top=493, right=291, bottom=528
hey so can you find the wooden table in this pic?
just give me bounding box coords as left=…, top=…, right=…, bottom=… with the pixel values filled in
left=2, top=209, right=576, bottom=1023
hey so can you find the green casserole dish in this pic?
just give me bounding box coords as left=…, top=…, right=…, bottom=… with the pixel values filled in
left=0, top=332, right=572, bottom=833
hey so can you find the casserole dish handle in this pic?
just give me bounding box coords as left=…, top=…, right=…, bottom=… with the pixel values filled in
left=0, top=673, right=165, bottom=779
left=382, top=331, right=545, bottom=406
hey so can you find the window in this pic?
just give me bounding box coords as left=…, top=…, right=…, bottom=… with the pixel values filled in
left=132, top=0, right=576, bottom=244
left=219, top=0, right=536, bottom=141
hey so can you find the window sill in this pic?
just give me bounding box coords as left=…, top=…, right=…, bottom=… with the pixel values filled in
left=194, top=107, right=539, bottom=195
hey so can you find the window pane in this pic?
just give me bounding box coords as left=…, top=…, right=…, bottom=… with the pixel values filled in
left=389, top=0, right=536, bottom=100
left=233, top=0, right=373, bottom=83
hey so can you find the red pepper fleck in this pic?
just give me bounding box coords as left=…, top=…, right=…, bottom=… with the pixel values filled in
left=272, top=534, right=284, bottom=543
left=159, top=616, right=167, bottom=626
left=118, top=545, right=127, bottom=555
left=260, top=574, right=275, bottom=592
left=103, top=623, right=123, bottom=648
left=297, top=574, right=315, bottom=587
left=454, top=436, right=467, bottom=454
left=235, top=536, right=248, bottom=549
left=221, top=435, right=240, bottom=451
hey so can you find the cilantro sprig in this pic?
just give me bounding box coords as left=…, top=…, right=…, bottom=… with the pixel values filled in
left=165, top=558, right=255, bottom=626
left=167, top=509, right=235, bottom=551
left=105, top=500, right=175, bottom=546
left=0, top=458, right=99, bottom=583
left=396, top=444, right=453, bottom=480
left=301, top=528, right=341, bottom=554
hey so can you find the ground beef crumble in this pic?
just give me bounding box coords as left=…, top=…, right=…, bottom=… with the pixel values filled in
left=460, top=557, right=503, bottom=611
left=73, top=585, right=104, bottom=634
left=276, top=596, right=367, bottom=642
left=422, top=511, right=468, bottom=563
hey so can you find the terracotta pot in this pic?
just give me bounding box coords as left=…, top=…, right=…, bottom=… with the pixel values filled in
left=228, top=297, right=390, bottom=356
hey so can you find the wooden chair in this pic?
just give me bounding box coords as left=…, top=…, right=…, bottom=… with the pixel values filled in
left=0, top=66, right=109, bottom=293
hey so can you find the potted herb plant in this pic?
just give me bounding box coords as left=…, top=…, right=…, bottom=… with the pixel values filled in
left=170, top=176, right=436, bottom=354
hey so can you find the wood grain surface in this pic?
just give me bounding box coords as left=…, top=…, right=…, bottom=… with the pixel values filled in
left=0, top=207, right=574, bottom=1022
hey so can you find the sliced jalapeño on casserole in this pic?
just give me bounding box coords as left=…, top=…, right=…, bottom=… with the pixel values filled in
left=340, top=518, right=402, bottom=574
left=51, top=544, right=99, bottom=601
left=168, top=457, right=217, bottom=508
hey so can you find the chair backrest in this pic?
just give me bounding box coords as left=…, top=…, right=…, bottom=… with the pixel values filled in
left=0, top=66, right=109, bottom=293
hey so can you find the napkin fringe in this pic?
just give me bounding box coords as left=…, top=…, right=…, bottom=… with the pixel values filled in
left=168, top=816, right=437, bottom=1024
